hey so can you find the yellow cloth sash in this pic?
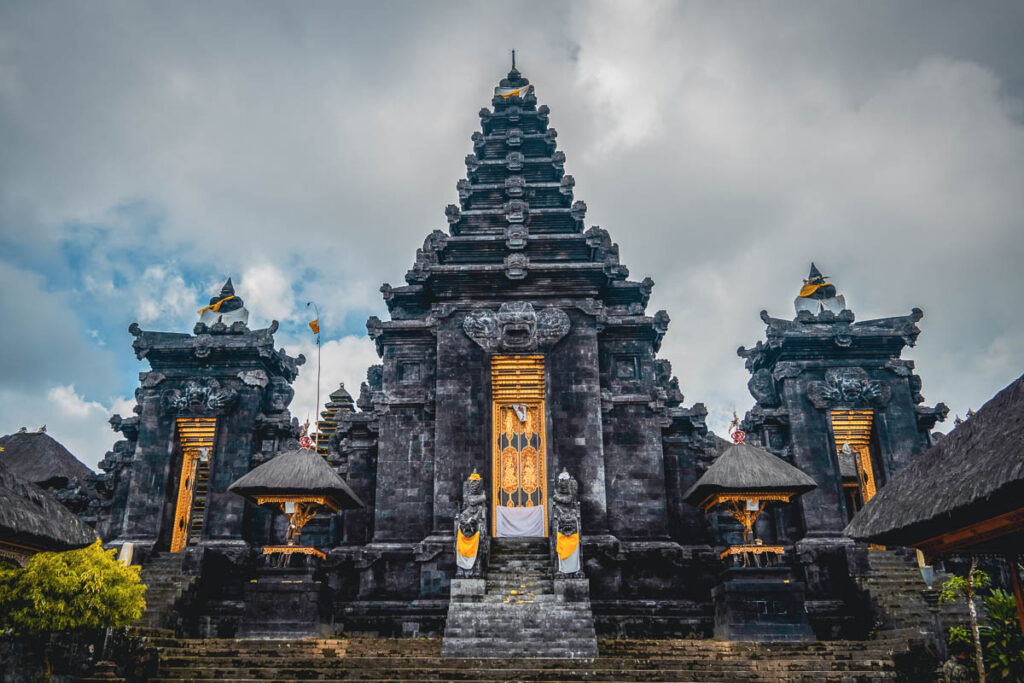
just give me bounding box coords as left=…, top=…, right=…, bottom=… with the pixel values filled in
left=556, top=532, right=579, bottom=560
left=197, top=295, right=235, bottom=315
left=799, top=282, right=832, bottom=298
left=457, top=530, right=480, bottom=559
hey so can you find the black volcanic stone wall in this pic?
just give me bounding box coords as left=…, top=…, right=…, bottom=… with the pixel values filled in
left=432, top=315, right=489, bottom=535
left=546, top=311, right=609, bottom=534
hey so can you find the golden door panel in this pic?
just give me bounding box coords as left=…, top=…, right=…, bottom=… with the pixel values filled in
left=493, top=403, right=545, bottom=509
left=490, top=354, right=547, bottom=536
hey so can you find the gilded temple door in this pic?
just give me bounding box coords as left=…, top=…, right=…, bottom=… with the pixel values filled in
left=169, top=417, right=217, bottom=552
left=491, top=355, right=548, bottom=537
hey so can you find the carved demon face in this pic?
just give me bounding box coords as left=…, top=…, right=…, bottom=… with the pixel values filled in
left=466, top=478, right=482, bottom=496
left=497, top=302, right=537, bottom=350
left=557, top=515, right=578, bottom=535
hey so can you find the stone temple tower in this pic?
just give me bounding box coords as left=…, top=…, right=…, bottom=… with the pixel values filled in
left=738, top=267, right=948, bottom=636
left=330, top=65, right=714, bottom=633
left=96, top=280, right=304, bottom=563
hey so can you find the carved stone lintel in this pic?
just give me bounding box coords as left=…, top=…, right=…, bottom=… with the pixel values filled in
left=807, top=367, right=892, bottom=409
left=163, top=378, right=238, bottom=415
left=462, top=302, right=570, bottom=353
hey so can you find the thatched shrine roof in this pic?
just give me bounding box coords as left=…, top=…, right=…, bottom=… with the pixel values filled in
left=683, top=441, right=817, bottom=507
left=228, top=447, right=364, bottom=510
left=0, top=460, right=97, bottom=553
left=845, top=372, right=1024, bottom=555
left=0, top=429, right=94, bottom=488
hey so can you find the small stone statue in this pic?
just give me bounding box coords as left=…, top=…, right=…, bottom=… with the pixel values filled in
left=454, top=470, right=488, bottom=577
left=550, top=468, right=583, bottom=577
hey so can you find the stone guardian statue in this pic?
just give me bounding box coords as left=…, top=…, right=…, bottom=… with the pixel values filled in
left=454, top=470, right=488, bottom=577
left=550, top=468, right=583, bottom=577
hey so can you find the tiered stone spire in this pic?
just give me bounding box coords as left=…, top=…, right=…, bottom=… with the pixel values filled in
left=378, top=67, right=655, bottom=323
left=315, top=383, right=355, bottom=456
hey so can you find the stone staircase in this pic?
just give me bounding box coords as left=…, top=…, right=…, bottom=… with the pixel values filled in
left=441, top=537, right=599, bottom=658
left=138, top=552, right=196, bottom=632
left=856, top=549, right=968, bottom=646
left=107, top=634, right=906, bottom=682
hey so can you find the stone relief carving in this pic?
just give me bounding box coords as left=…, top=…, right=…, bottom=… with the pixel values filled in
left=747, top=368, right=780, bottom=407
left=504, top=253, right=529, bottom=280
left=807, top=367, right=892, bottom=409
left=559, top=174, right=575, bottom=197
left=164, top=378, right=238, bottom=414
left=505, top=151, right=525, bottom=171
left=265, top=376, right=294, bottom=413
left=504, top=175, right=526, bottom=197
left=505, top=223, right=528, bottom=250
left=504, top=199, right=528, bottom=224
left=462, top=302, right=571, bottom=352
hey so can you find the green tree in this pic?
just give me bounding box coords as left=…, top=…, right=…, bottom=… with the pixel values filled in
left=0, top=540, right=146, bottom=634
left=940, top=558, right=990, bottom=683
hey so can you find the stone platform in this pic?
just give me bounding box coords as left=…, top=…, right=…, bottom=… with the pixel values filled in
left=441, top=537, right=599, bottom=658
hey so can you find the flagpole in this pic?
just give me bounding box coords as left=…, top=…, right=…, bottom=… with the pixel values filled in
left=306, top=301, right=321, bottom=442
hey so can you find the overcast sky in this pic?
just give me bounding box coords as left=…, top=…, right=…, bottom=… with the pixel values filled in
left=1, top=1, right=1022, bottom=470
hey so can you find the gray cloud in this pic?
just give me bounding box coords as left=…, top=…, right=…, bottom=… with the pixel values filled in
left=1, top=0, right=1022, bottom=455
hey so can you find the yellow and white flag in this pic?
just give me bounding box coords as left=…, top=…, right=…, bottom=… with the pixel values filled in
left=495, top=84, right=533, bottom=99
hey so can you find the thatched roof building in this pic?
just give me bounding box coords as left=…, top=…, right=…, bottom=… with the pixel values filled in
left=0, top=428, right=94, bottom=488
left=845, top=372, right=1024, bottom=558
left=684, top=441, right=818, bottom=508
left=229, top=447, right=364, bottom=510
left=0, top=460, right=97, bottom=564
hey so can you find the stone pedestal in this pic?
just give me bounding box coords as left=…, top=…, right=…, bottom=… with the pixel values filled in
left=238, top=566, right=329, bottom=638
left=712, top=567, right=814, bottom=642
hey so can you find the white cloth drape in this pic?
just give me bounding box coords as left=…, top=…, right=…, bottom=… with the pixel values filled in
left=558, top=545, right=581, bottom=574
left=495, top=505, right=544, bottom=537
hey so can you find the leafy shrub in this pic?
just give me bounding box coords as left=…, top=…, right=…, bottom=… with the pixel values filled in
left=0, top=540, right=146, bottom=635
left=979, top=588, right=1024, bottom=682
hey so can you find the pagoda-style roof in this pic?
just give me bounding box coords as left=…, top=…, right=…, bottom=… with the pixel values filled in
left=0, top=460, right=97, bottom=554
left=0, top=428, right=94, bottom=488
left=375, top=66, right=664, bottom=332
left=228, top=447, right=364, bottom=510
left=683, top=442, right=817, bottom=508
left=845, top=372, right=1024, bottom=557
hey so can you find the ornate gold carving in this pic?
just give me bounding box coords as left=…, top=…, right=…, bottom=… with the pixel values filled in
left=491, top=355, right=548, bottom=535
left=170, top=417, right=216, bottom=553
left=520, top=445, right=539, bottom=494
left=830, top=409, right=877, bottom=502
left=262, top=545, right=326, bottom=560
left=501, top=444, right=519, bottom=496
left=720, top=544, right=785, bottom=560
